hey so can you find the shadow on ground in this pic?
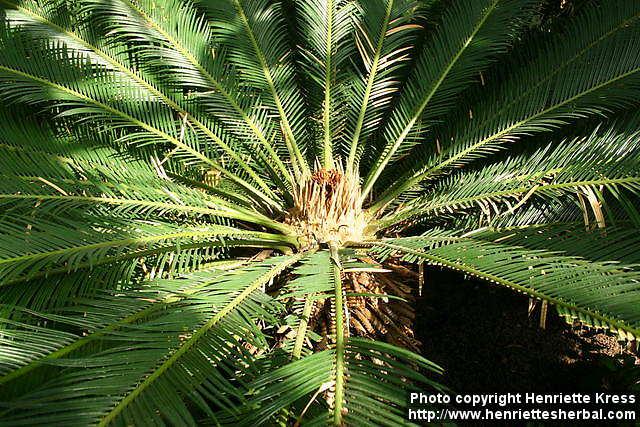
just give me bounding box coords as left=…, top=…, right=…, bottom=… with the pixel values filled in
left=415, top=268, right=639, bottom=394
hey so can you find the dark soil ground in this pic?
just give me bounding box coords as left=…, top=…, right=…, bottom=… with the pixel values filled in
left=415, top=268, right=640, bottom=394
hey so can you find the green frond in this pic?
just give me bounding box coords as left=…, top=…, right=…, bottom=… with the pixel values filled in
left=0, top=260, right=251, bottom=388
left=471, top=223, right=640, bottom=267
left=345, top=0, right=422, bottom=169
left=0, top=215, right=294, bottom=286
left=0, top=263, right=139, bottom=313
left=362, top=0, right=538, bottom=199
left=367, top=227, right=640, bottom=340
left=242, top=338, right=443, bottom=426
left=77, top=0, right=294, bottom=187
left=0, top=21, right=282, bottom=211
left=1, top=255, right=303, bottom=426
left=295, top=0, right=358, bottom=167
left=276, top=250, right=333, bottom=358
left=0, top=135, right=288, bottom=232
left=235, top=245, right=443, bottom=426
left=439, top=195, right=638, bottom=234
left=375, top=124, right=640, bottom=229
left=195, top=0, right=310, bottom=176
left=376, top=0, right=640, bottom=205
left=0, top=293, right=155, bottom=387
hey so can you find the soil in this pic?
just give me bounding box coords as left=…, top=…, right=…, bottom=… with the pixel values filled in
left=414, top=267, right=640, bottom=394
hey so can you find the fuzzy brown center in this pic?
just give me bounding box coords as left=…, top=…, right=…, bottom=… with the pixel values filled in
left=285, top=165, right=369, bottom=247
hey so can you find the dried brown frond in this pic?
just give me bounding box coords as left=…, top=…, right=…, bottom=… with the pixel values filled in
left=309, top=266, right=421, bottom=352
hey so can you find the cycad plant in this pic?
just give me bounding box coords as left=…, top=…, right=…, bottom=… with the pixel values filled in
left=1, top=0, right=640, bottom=424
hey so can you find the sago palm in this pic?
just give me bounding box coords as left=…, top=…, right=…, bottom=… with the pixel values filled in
left=1, top=0, right=640, bottom=425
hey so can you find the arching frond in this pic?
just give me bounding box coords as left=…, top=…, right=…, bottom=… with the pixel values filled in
left=362, top=0, right=538, bottom=199
left=0, top=255, right=302, bottom=426
left=0, top=132, right=286, bottom=231
left=375, top=125, right=640, bottom=229
left=77, top=0, right=294, bottom=186
left=366, top=227, right=640, bottom=340
left=241, top=338, right=443, bottom=426
left=0, top=215, right=294, bottom=287
left=375, top=0, right=640, bottom=206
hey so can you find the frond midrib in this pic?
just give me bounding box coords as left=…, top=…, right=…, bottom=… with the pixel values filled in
left=361, top=0, right=501, bottom=200
left=321, top=0, right=336, bottom=168
left=97, top=253, right=305, bottom=426
left=329, top=243, right=346, bottom=425
left=376, top=175, right=640, bottom=229
left=374, top=241, right=640, bottom=339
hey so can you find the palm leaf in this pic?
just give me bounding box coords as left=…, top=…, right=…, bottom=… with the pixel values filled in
left=0, top=213, right=296, bottom=286
left=366, top=227, right=640, bottom=340
left=362, top=0, right=538, bottom=199
left=374, top=0, right=640, bottom=207
left=237, top=246, right=443, bottom=426
left=375, top=124, right=640, bottom=229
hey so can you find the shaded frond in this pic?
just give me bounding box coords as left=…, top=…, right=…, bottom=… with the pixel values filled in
left=1, top=254, right=303, bottom=426
left=375, top=125, right=640, bottom=229
left=277, top=250, right=332, bottom=358
left=366, top=228, right=640, bottom=340
left=0, top=215, right=294, bottom=286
